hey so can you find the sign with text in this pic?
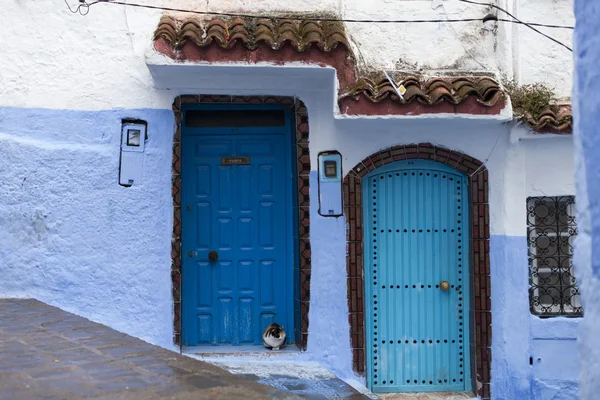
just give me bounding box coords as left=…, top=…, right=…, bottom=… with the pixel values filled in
left=222, top=157, right=250, bottom=165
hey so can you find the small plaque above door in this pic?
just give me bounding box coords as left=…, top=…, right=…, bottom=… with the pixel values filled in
left=222, top=157, right=250, bottom=165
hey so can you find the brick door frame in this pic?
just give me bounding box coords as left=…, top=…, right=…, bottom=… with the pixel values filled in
left=344, top=143, right=492, bottom=399
left=171, top=95, right=312, bottom=350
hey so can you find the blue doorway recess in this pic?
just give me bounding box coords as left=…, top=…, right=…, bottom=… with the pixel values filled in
left=181, top=104, right=296, bottom=346
left=363, top=159, right=471, bottom=393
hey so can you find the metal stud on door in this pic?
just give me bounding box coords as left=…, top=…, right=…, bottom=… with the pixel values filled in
left=363, top=160, right=471, bottom=393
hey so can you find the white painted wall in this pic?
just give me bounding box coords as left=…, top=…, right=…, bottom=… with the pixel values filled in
left=517, top=0, right=575, bottom=98
left=0, top=0, right=574, bottom=112
left=524, top=136, right=575, bottom=197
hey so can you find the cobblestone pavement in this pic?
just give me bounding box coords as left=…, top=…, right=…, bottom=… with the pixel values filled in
left=0, top=298, right=298, bottom=399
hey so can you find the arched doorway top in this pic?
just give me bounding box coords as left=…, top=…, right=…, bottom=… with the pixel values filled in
left=363, top=158, right=470, bottom=177
left=346, top=144, right=486, bottom=180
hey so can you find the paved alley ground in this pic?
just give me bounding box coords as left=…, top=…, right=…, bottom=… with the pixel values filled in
left=0, top=298, right=296, bottom=399
left=0, top=298, right=468, bottom=400
left=195, top=358, right=371, bottom=400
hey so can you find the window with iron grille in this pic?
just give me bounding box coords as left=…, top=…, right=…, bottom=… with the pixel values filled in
left=527, top=196, right=582, bottom=317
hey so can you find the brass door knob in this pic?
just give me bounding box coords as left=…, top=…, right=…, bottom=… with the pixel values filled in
left=208, top=251, right=219, bottom=262
left=440, top=281, right=450, bottom=291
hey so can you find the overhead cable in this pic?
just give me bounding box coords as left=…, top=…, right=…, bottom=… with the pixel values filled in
left=457, top=0, right=572, bottom=51
left=68, top=0, right=574, bottom=52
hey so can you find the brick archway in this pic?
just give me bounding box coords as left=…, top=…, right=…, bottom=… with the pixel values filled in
left=171, top=95, right=312, bottom=350
left=344, top=143, right=491, bottom=399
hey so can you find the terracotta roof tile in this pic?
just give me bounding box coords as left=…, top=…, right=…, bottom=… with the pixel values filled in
left=525, top=104, right=573, bottom=134
left=154, top=16, right=349, bottom=52
left=339, top=76, right=504, bottom=107
left=152, top=15, right=571, bottom=130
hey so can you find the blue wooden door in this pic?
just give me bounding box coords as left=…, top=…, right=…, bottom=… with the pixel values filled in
left=364, top=160, right=471, bottom=393
left=181, top=106, right=295, bottom=346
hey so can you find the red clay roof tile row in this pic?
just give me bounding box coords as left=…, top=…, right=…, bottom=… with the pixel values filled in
left=154, top=16, right=349, bottom=52
left=525, top=104, right=572, bottom=134
left=153, top=16, right=572, bottom=134
left=338, top=76, right=504, bottom=107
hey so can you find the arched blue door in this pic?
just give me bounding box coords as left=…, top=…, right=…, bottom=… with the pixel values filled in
left=363, top=159, right=471, bottom=393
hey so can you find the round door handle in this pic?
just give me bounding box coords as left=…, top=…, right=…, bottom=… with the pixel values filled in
left=440, top=281, right=450, bottom=291
left=208, top=251, right=219, bottom=262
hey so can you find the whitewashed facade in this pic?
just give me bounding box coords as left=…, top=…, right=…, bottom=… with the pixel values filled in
left=0, top=1, right=577, bottom=398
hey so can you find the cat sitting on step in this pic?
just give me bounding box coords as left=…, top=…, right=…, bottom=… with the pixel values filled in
left=262, top=323, right=287, bottom=350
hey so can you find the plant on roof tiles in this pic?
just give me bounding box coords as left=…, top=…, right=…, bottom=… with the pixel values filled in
left=503, top=79, right=555, bottom=120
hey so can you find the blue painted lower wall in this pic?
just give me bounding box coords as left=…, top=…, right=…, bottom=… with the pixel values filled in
left=574, top=3, right=600, bottom=398
left=490, top=236, right=580, bottom=400
left=0, top=106, right=177, bottom=350
left=0, top=106, right=583, bottom=398
left=306, top=172, right=354, bottom=378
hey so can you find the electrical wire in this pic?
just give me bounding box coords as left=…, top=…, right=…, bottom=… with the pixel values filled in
left=81, top=1, right=574, bottom=29
left=457, top=0, right=572, bottom=52
left=83, top=1, right=490, bottom=23
left=64, top=0, right=91, bottom=15
left=469, top=129, right=501, bottom=177
left=496, top=19, right=572, bottom=30
left=441, top=1, right=490, bottom=71
left=71, top=0, right=574, bottom=52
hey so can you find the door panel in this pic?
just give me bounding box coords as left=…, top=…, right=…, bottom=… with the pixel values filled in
left=182, top=129, right=293, bottom=346
left=364, top=160, right=471, bottom=393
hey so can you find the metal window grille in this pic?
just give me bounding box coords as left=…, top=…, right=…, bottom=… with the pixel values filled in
left=527, top=196, right=582, bottom=317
